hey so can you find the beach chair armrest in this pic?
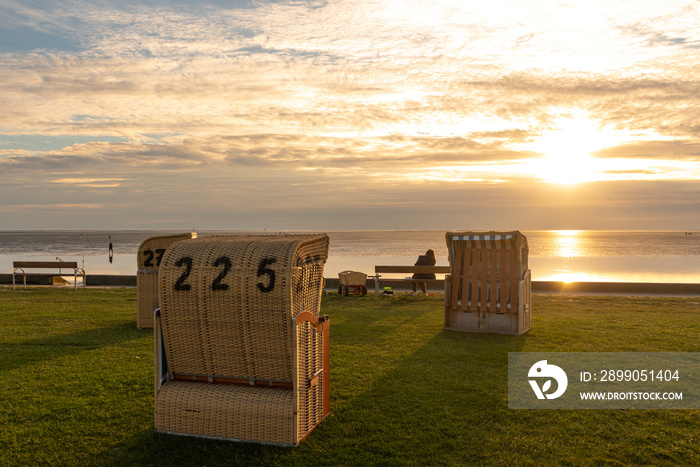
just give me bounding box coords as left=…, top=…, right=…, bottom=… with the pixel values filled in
left=295, top=312, right=330, bottom=416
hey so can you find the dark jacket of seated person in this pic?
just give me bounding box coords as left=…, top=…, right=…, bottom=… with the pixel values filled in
left=412, top=249, right=436, bottom=294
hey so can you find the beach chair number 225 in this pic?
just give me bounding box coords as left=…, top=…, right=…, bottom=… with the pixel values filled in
left=173, top=257, right=277, bottom=293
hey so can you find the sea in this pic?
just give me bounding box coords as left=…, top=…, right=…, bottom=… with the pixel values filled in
left=1, top=230, right=699, bottom=284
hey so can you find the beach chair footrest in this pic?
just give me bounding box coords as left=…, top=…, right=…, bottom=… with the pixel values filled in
left=155, top=380, right=294, bottom=446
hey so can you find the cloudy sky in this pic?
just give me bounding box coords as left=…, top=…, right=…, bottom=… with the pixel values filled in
left=1, top=0, right=698, bottom=231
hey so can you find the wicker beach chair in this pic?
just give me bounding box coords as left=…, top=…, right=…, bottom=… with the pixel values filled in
left=136, top=233, right=197, bottom=329
left=444, top=231, right=531, bottom=335
left=154, top=234, right=330, bottom=446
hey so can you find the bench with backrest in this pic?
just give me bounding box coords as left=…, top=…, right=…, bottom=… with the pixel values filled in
left=12, top=261, right=86, bottom=290
left=374, top=265, right=451, bottom=296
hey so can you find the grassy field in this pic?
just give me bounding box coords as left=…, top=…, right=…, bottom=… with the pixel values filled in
left=0, top=287, right=699, bottom=466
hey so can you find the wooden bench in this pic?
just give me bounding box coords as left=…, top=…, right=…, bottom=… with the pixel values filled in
left=374, top=265, right=451, bottom=296
left=13, top=261, right=86, bottom=291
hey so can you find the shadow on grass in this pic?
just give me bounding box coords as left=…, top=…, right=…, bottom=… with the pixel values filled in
left=0, top=322, right=144, bottom=372
left=81, top=295, right=460, bottom=466
left=87, top=429, right=296, bottom=467
left=315, top=328, right=529, bottom=465
left=311, top=296, right=700, bottom=466
left=93, top=302, right=531, bottom=466
left=65, top=295, right=700, bottom=466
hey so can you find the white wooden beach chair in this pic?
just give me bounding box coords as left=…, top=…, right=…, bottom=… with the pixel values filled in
left=444, top=231, right=531, bottom=335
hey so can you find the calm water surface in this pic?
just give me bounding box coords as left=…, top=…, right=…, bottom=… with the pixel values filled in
left=1, top=230, right=698, bottom=283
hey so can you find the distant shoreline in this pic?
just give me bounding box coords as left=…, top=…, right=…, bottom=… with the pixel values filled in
left=2, top=274, right=699, bottom=296
left=3, top=230, right=699, bottom=283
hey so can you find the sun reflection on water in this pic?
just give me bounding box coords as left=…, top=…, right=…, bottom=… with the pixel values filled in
left=552, top=230, right=584, bottom=258
left=545, top=230, right=585, bottom=282
left=543, top=271, right=609, bottom=284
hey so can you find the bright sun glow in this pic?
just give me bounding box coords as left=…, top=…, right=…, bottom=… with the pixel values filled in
left=552, top=230, right=583, bottom=258
left=527, top=112, right=627, bottom=184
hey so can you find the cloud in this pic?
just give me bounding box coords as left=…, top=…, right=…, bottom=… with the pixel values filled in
left=0, top=0, right=699, bottom=229
left=52, top=177, right=126, bottom=188
left=0, top=203, right=105, bottom=211
left=596, top=141, right=700, bottom=159
left=2, top=1, right=698, bottom=143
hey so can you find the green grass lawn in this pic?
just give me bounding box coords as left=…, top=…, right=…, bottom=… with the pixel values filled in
left=1, top=288, right=699, bottom=466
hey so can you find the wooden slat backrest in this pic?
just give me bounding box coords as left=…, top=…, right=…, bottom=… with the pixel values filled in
left=508, top=249, right=518, bottom=311
left=447, top=231, right=528, bottom=314
left=489, top=250, right=498, bottom=312
left=13, top=261, right=78, bottom=269
left=470, top=250, right=478, bottom=312
left=451, top=248, right=463, bottom=311
left=375, top=265, right=450, bottom=274
left=500, top=250, right=508, bottom=312
left=479, top=250, right=487, bottom=312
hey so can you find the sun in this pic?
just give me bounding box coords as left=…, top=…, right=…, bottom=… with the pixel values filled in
left=537, top=148, right=597, bottom=184
left=527, top=112, right=623, bottom=184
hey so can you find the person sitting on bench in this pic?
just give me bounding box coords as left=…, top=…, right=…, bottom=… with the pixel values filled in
left=412, top=249, right=436, bottom=295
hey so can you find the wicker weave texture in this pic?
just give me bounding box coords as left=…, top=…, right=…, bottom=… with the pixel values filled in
left=136, top=272, right=158, bottom=328
left=155, top=234, right=329, bottom=445
left=158, top=234, right=328, bottom=380
left=155, top=380, right=294, bottom=445
left=296, top=320, right=321, bottom=436
left=137, top=233, right=196, bottom=328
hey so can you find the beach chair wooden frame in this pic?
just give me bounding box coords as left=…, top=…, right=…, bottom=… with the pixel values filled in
left=444, top=231, right=531, bottom=335
left=154, top=234, right=330, bottom=446
left=136, top=233, right=197, bottom=329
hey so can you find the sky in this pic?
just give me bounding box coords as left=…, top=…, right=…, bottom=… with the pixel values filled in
left=0, top=0, right=699, bottom=231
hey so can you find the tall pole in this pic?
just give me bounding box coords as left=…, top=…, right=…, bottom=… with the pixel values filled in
left=80, top=233, right=85, bottom=270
